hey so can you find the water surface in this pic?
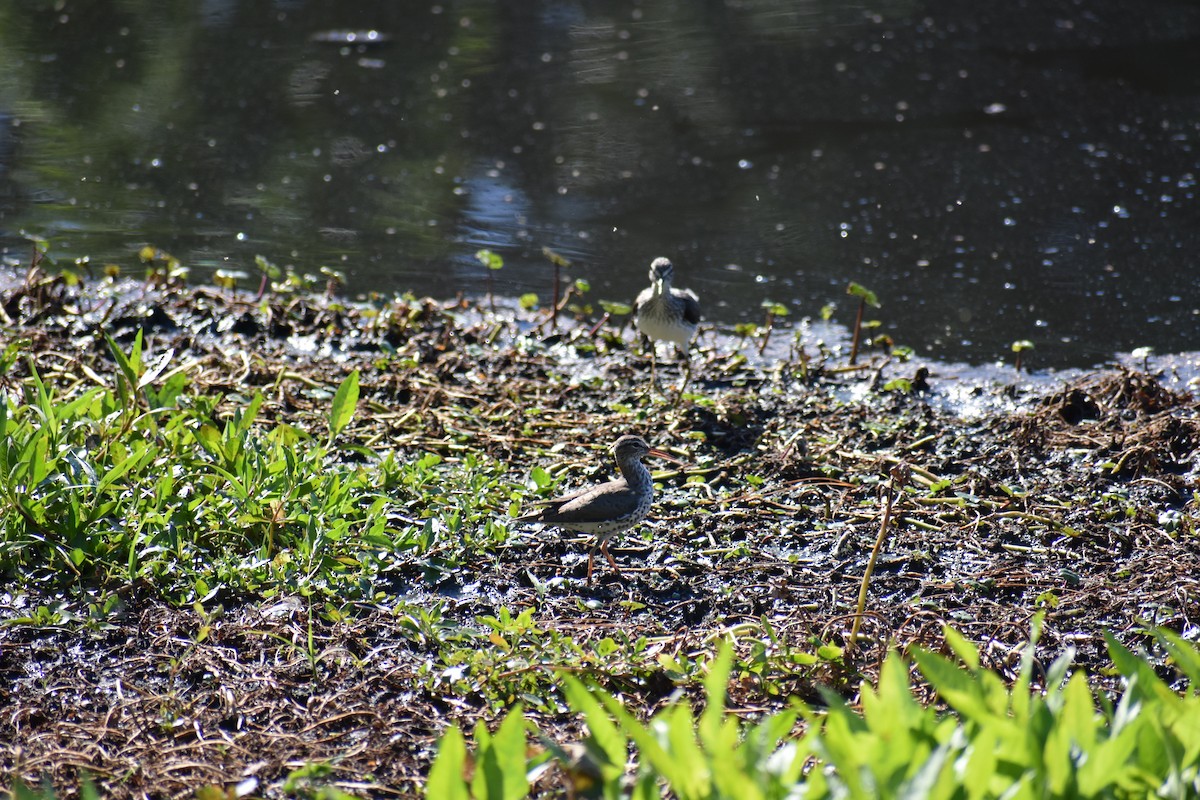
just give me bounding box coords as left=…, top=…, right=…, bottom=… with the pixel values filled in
left=1, top=0, right=1198, bottom=367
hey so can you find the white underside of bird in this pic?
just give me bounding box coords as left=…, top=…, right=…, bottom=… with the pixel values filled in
left=634, top=293, right=699, bottom=346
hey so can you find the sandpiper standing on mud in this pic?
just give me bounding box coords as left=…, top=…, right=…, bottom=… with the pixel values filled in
left=634, top=257, right=701, bottom=386
left=514, top=434, right=684, bottom=583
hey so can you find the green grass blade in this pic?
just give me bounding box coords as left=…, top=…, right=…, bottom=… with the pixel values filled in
left=104, top=328, right=142, bottom=392
left=329, top=369, right=360, bottom=439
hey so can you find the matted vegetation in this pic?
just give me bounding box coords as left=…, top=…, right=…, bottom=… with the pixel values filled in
left=1, top=264, right=1198, bottom=798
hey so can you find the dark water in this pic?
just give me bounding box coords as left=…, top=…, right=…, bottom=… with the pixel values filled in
left=2, top=1, right=1199, bottom=368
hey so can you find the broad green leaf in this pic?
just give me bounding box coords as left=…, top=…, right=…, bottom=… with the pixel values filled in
left=475, top=249, right=504, bottom=271
left=943, top=627, right=980, bottom=671
left=1059, top=672, right=1097, bottom=749
left=912, top=647, right=994, bottom=723
left=864, top=651, right=922, bottom=734
left=28, top=431, right=50, bottom=486
left=661, top=705, right=710, bottom=800
left=1105, top=632, right=1179, bottom=708
left=847, top=281, right=880, bottom=307
left=329, top=370, right=360, bottom=438
left=599, top=300, right=632, bottom=315
left=960, top=726, right=998, bottom=800
left=471, top=708, right=528, bottom=800
left=599, top=691, right=694, bottom=796
left=234, top=392, right=264, bottom=436
left=425, top=725, right=470, bottom=800
left=561, top=676, right=626, bottom=788
left=530, top=466, right=551, bottom=490
left=194, top=424, right=223, bottom=458
left=1156, top=628, right=1200, bottom=686
left=699, top=641, right=732, bottom=750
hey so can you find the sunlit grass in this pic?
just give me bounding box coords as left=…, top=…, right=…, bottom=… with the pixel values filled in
left=0, top=330, right=522, bottom=611
left=426, top=620, right=1200, bottom=799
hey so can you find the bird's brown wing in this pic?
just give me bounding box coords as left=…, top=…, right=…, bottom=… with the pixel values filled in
left=516, top=480, right=636, bottom=525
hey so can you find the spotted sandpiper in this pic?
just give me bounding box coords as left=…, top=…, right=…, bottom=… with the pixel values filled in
left=634, top=257, right=701, bottom=386
left=514, top=434, right=684, bottom=583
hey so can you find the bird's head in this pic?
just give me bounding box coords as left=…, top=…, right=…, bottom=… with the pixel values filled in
left=612, top=434, right=684, bottom=466
left=648, top=257, right=674, bottom=285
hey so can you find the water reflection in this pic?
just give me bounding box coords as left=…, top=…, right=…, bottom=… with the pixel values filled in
left=1, top=0, right=1198, bottom=367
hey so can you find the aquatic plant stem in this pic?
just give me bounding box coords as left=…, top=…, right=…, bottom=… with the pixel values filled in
left=849, top=297, right=865, bottom=365
left=850, top=463, right=908, bottom=649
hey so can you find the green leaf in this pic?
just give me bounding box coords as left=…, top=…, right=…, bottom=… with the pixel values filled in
left=471, top=708, right=528, bottom=800
left=194, top=424, right=224, bottom=458
left=1011, top=340, right=1035, bottom=353
left=97, top=440, right=156, bottom=496
left=661, top=704, right=710, bottom=799
left=847, top=281, right=880, bottom=307
left=560, top=676, right=627, bottom=788
left=761, top=300, right=789, bottom=316
left=255, top=254, right=282, bottom=280
left=943, top=627, right=980, bottom=671
left=233, top=392, right=263, bottom=437
left=530, top=466, right=552, bottom=490
left=699, top=642, right=732, bottom=750
left=329, top=370, right=360, bottom=438
left=599, top=692, right=692, bottom=795
left=862, top=651, right=921, bottom=734
left=1155, top=628, right=1200, bottom=685
left=961, top=727, right=998, bottom=800
left=27, top=431, right=50, bottom=486
left=0, top=390, right=9, bottom=470
left=425, top=725, right=470, bottom=799
left=475, top=249, right=504, bottom=271
left=599, top=300, right=632, bottom=316
left=542, top=247, right=570, bottom=268
left=912, top=647, right=992, bottom=723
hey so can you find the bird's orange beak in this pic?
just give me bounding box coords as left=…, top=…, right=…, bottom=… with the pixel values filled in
left=647, top=447, right=686, bottom=466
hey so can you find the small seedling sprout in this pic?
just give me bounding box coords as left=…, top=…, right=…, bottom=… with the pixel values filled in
left=758, top=300, right=789, bottom=355
left=474, top=248, right=504, bottom=312
left=214, top=268, right=250, bottom=297
left=319, top=266, right=346, bottom=297
left=1011, top=339, right=1034, bottom=373
left=541, top=246, right=571, bottom=329
left=846, top=281, right=880, bottom=365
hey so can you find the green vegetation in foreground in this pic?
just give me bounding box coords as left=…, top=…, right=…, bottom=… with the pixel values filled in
left=11, top=618, right=1199, bottom=798
left=424, top=620, right=1200, bottom=799
left=0, top=330, right=518, bottom=609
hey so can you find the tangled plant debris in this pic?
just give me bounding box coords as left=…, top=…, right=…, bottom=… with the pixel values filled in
left=0, top=266, right=1198, bottom=798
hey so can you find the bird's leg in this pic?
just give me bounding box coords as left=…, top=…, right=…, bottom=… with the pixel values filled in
left=676, top=345, right=693, bottom=394
left=600, top=539, right=623, bottom=575
left=586, top=547, right=597, bottom=584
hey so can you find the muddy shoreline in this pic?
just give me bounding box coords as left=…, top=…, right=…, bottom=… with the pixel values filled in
left=2, top=270, right=1198, bottom=797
